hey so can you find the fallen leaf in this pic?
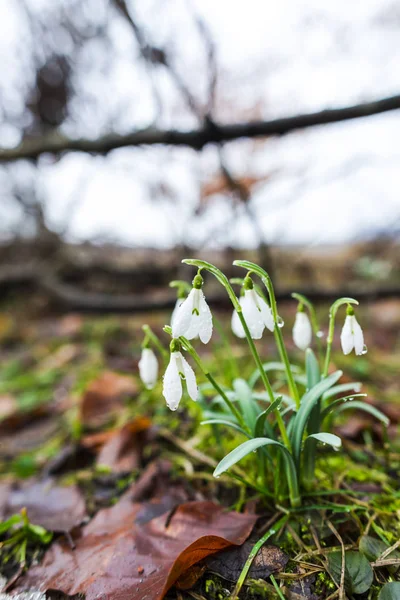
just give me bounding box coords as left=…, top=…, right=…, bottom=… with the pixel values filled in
left=80, top=371, right=137, bottom=428
left=206, top=542, right=288, bottom=582
left=96, top=418, right=152, bottom=473
left=17, top=500, right=257, bottom=600
left=0, top=479, right=87, bottom=532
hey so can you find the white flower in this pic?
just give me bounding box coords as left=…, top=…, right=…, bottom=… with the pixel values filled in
left=232, top=289, right=274, bottom=339
left=163, top=351, right=198, bottom=410
left=292, top=311, right=312, bottom=350
left=138, top=348, right=158, bottom=389
left=171, top=297, right=184, bottom=329
left=340, top=314, right=364, bottom=355
left=172, top=287, right=213, bottom=343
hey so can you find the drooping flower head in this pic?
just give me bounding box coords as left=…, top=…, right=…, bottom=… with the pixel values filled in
left=231, top=276, right=274, bottom=339
left=340, top=305, right=365, bottom=356
left=138, top=346, right=159, bottom=389
left=163, top=339, right=198, bottom=411
left=292, top=304, right=312, bottom=350
left=172, top=273, right=213, bottom=343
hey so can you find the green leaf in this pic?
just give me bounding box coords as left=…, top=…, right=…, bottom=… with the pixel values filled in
left=249, top=362, right=301, bottom=388
left=327, top=551, right=373, bottom=595
left=213, top=437, right=287, bottom=478
left=200, top=419, right=251, bottom=438
left=291, top=370, right=342, bottom=466
left=232, top=379, right=259, bottom=431
left=322, top=382, right=362, bottom=402
left=305, top=349, right=320, bottom=389
left=359, top=535, right=400, bottom=574
left=336, top=401, right=389, bottom=426
left=0, top=514, right=22, bottom=534
left=254, top=397, right=282, bottom=437
left=378, top=583, right=400, bottom=600
left=306, top=432, right=341, bottom=449
left=320, top=394, right=368, bottom=420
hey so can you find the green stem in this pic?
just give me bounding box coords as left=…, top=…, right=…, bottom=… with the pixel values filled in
left=270, top=574, right=287, bottom=600
left=234, top=260, right=301, bottom=409
left=237, top=311, right=291, bottom=451
left=230, top=514, right=289, bottom=600
left=142, top=324, right=169, bottom=361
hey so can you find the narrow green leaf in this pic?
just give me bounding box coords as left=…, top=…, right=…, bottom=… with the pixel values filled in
left=320, top=394, right=367, bottom=420
left=305, top=349, right=320, bottom=389
left=337, top=401, right=389, bottom=426
left=200, top=419, right=251, bottom=438
left=291, top=370, right=342, bottom=466
left=254, top=396, right=282, bottom=437
left=0, top=514, right=22, bottom=534
left=327, top=551, right=373, bottom=595
left=233, top=379, right=259, bottom=431
left=322, top=382, right=362, bottom=401
left=249, top=362, right=301, bottom=388
left=306, top=432, right=341, bottom=449
left=378, top=583, right=400, bottom=599
left=213, top=437, right=286, bottom=478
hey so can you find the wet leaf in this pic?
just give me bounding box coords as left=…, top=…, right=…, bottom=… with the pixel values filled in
left=17, top=499, right=257, bottom=600
left=96, top=418, right=152, bottom=473
left=0, top=480, right=87, bottom=532
left=378, top=582, right=400, bottom=599
left=206, top=542, right=288, bottom=582
left=327, top=550, right=373, bottom=595
left=80, top=371, right=137, bottom=428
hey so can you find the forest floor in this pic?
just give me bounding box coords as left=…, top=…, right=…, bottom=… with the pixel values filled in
left=0, top=293, right=399, bottom=600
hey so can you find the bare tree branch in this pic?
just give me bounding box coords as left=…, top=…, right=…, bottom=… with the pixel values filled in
left=0, top=93, right=399, bottom=162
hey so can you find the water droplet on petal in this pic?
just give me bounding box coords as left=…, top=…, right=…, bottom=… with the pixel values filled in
left=316, top=330, right=324, bottom=338
left=361, top=344, right=368, bottom=355
left=277, top=316, right=285, bottom=328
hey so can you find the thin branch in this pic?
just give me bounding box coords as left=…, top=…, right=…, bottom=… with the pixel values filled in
left=1, top=93, right=399, bottom=162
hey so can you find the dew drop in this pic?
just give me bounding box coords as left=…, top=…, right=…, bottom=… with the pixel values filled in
left=361, top=344, right=368, bottom=355
left=316, top=330, right=324, bottom=338
left=277, top=316, right=285, bottom=328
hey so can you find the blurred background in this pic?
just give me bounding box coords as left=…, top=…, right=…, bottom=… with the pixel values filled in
left=0, top=0, right=399, bottom=309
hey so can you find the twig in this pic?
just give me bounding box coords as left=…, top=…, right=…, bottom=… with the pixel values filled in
left=1, top=93, right=400, bottom=161
left=327, top=521, right=346, bottom=600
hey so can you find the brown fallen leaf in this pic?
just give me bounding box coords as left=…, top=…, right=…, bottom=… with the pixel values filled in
left=205, top=542, right=288, bottom=582
left=17, top=500, right=257, bottom=600
left=0, top=479, right=87, bottom=532
left=80, top=371, right=137, bottom=428
left=95, top=418, right=152, bottom=473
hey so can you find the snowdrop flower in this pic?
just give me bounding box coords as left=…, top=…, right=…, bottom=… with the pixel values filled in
left=232, top=277, right=274, bottom=339
left=292, top=306, right=312, bottom=350
left=138, top=347, right=158, bottom=389
left=172, top=274, right=212, bottom=343
left=163, top=340, right=198, bottom=411
left=171, top=297, right=184, bottom=329
left=340, top=306, right=364, bottom=355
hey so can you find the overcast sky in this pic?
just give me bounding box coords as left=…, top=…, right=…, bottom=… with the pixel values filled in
left=1, top=0, right=400, bottom=248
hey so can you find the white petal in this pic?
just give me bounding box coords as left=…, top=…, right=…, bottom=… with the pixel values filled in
left=257, top=296, right=275, bottom=332
left=197, top=290, right=213, bottom=343
left=138, top=348, right=158, bottom=389
left=231, top=306, right=246, bottom=338
left=184, top=289, right=202, bottom=340
left=293, top=312, right=312, bottom=350
left=172, top=290, right=195, bottom=338
left=340, top=315, right=354, bottom=355
left=352, top=316, right=364, bottom=355
left=242, top=289, right=264, bottom=339
left=162, top=352, right=182, bottom=410
left=181, top=355, right=198, bottom=401
left=171, top=298, right=184, bottom=329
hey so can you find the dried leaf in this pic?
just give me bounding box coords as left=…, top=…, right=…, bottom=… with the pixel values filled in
left=17, top=500, right=257, bottom=600
left=80, top=371, right=137, bottom=428
left=206, top=542, right=288, bottom=582
left=1, top=479, right=87, bottom=532
left=96, top=418, right=152, bottom=473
